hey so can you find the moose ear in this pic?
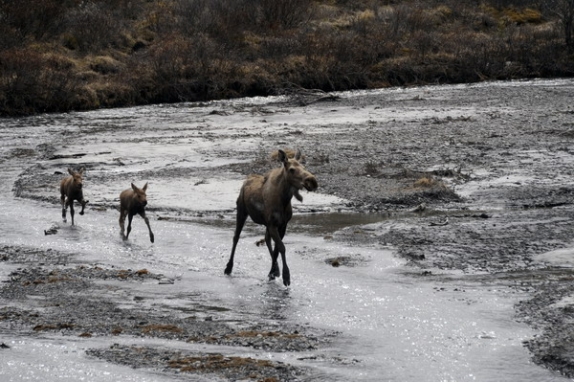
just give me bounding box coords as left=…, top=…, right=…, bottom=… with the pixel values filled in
left=142, top=182, right=148, bottom=192
left=131, top=183, right=138, bottom=191
left=68, top=168, right=74, bottom=175
left=295, top=149, right=302, bottom=160
left=78, top=166, right=85, bottom=175
left=278, top=149, right=288, bottom=164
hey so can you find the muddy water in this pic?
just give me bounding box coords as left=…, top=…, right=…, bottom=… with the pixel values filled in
left=1, top=80, right=572, bottom=381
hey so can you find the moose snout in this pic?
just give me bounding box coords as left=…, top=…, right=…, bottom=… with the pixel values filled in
left=304, top=176, right=318, bottom=191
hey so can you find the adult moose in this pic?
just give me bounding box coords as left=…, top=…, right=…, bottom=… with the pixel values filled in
left=60, top=167, right=88, bottom=225
left=119, top=183, right=155, bottom=243
left=225, top=149, right=318, bottom=286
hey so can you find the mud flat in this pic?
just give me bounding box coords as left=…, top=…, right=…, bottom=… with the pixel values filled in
left=1, top=79, right=574, bottom=380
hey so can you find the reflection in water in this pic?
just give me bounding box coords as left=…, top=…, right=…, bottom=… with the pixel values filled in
left=184, top=210, right=476, bottom=238
left=290, top=212, right=391, bottom=235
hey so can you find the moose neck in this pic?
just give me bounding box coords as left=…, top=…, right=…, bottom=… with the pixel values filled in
left=277, top=168, right=296, bottom=206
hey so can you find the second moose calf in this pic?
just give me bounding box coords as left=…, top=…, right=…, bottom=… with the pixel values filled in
left=119, top=183, right=154, bottom=243
left=60, top=167, right=88, bottom=225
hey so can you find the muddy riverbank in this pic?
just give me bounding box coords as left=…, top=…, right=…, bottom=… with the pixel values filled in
left=1, top=79, right=574, bottom=381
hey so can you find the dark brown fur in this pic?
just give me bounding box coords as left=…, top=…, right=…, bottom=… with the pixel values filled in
left=119, top=183, right=154, bottom=243
left=225, top=149, right=318, bottom=286
left=60, top=167, right=88, bottom=225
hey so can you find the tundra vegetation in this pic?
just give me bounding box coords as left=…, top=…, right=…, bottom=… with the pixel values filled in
left=0, top=0, right=572, bottom=116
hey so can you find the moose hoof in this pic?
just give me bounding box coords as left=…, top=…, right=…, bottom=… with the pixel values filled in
left=79, top=211, right=84, bottom=215
left=282, top=271, right=291, bottom=286
left=150, top=234, right=155, bottom=243
left=269, top=263, right=280, bottom=279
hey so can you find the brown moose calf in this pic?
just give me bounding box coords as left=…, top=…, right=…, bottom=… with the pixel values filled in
left=119, top=183, right=154, bottom=243
left=60, top=167, right=88, bottom=225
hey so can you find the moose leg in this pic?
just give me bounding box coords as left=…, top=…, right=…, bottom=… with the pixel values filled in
left=265, top=229, right=280, bottom=280
left=61, top=195, right=67, bottom=223
left=125, top=213, right=134, bottom=240
left=225, top=206, right=248, bottom=275
left=267, top=226, right=289, bottom=286
left=79, top=198, right=88, bottom=216
left=119, top=209, right=127, bottom=239
left=69, top=200, right=75, bottom=226
left=139, top=211, right=154, bottom=243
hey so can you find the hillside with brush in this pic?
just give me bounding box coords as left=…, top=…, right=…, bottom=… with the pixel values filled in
left=1, top=0, right=573, bottom=116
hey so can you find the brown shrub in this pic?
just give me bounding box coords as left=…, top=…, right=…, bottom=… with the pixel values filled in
left=0, top=0, right=67, bottom=41
left=88, top=55, right=125, bottom=75
left=64, top=3, right=125, bottom=52
left=0, top=0, right=572, bottom=116
left=0, top=47, right=102, bottom=115
left=0, top=48, right=52, bottom=115
left=257, top=0, right=315, bottom=30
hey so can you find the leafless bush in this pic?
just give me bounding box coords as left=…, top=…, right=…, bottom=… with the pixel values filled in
left=0, top=48, right=94, bottom=115
left=0, top=48, right=44, bottom=115
left=173, top=0, right=258, bottom=43
left=139, top=33, right=247, bottom=102
left=0, top=0, right=67, bottom=41
left=64, top=3, right=124, bottom=51
left=261, top=35, right=303, bottom=58
left=174, top=0, right=216, bottom=35
left=1, top=0, right=573, bottom=116
left=257, top=0, right=314, bottom=29
left=543, top=0, right=574, bottom=50
left=410, top=30, right=440, bottom=60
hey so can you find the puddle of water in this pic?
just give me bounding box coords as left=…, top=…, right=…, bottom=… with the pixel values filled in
left=290, top=212, right=391, bottom=235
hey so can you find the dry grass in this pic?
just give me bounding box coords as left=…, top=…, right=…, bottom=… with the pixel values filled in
left=413, top=176, right=443, bottom=189
left=0, top=0, right=571, bottom=116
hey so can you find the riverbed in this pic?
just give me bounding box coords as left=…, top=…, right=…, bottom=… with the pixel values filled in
left=1, top=79, right=574, bottom=381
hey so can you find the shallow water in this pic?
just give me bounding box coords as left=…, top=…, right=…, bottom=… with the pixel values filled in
left=1, top=80, right=572, bottom=381
left=0, top=196, right=559, bottom=381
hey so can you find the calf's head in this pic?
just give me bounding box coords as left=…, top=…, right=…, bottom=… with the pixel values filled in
left=131, top=183, right=148, bottom=208
left=68, top=167, right=84, bottom=189
left=279, top=149, right=318, bottom=192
